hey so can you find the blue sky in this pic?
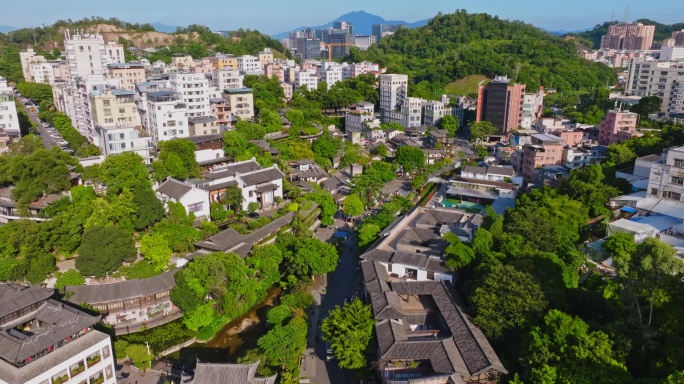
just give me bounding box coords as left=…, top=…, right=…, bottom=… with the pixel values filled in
left=1, top=0, right=682, bottom=34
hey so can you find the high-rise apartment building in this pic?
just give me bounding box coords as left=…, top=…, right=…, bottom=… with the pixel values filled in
left=64, top=31, right=112, bottom=79
left=476, top=76, right=526, bottom=134
left=0, top=76, right=19, bottom=138
left=600, top=22, right=655, bottom=51
left=626, top=57, right=684, bottom=115
left=90, top=89, right=141, bottom=129
left=379, top=74, right=408, bottom=119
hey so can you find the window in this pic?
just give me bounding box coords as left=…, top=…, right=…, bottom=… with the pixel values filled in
left=675, top=159, right=684, bottom=168
left=187, top=202, right=204, bottom=212
left=651, top=188, right=659, bottom=196
left=664, top=191, right=681, bottom=201
left=672, top=177, right=684, bottom=185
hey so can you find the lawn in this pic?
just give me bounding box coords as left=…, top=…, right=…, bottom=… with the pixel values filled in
left=443, top=74, right=490, bottom=97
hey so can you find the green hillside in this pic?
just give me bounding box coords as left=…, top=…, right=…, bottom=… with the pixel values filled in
left=351, top=10, right=617, bottom=92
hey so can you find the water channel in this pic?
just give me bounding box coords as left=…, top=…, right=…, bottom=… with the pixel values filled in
left=167, top=285, right=282, bottom=369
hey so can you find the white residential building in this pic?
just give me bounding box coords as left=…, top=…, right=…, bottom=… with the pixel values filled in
left=94, top=124, right=152, bottom=163
left=400, top=97, right=424, bottom=128
left=146, top=90, right=189, bottom=145
left=134, top=80, right=172, bottom=133
left=212, top=68, right=244, bottom=92
left=317, top=61, right=344, bottom=88
left=29, top=62, right=55, bottom=85
left=156, top=178, right=211, bottom=219
left=345, top=101, right=378, bottom=136
left=20, top=48, right=45, bottom=81
left=195, top=159, right=285, bottom=210
left=647, top=146, right=684, bottom=202
left=379, top=74, right=408, bottom=121
left=626, top=57, right=684, bottom=115
left=169, top=72, right=211, bottom=117
left=422, top=99, right=451, bottom=127
left=236, top=55, right=262, bottom=74
left=0, top=283, right=116, bottom=384
left=64, top=31, right=111, bottom=79
left=294, top=70, right=318, bottom=90
left=0, top=77, right=19, bottom=138
left=75, top=76, right=121, bottom=140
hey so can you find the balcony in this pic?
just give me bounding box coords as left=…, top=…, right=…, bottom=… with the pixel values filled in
left=70, top=361, right=86, bottom=378
left=86, top=353, right=102, bottom=368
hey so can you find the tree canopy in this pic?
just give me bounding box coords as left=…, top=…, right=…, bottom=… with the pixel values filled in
left=322, top=299, right=375, bottom=370
left=76, top=226, right=137, bottom=277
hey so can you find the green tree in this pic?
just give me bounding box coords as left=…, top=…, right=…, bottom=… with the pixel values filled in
left=247, top=244, right=283, bottom=286
left=54, top=269, right=85, bottom=291
left=158, top=139, right=198, bottom=179
left=558, top=164, right=620, bottom=217
left=411, top=173, right=428, bottom=191
left=266, top=305, right=292, bottom=327
left=257, top=316, right=308, bottom=371
left=76, top=226, right=137, bottom=277
left=630, top=96, right=661, bottom=118
left=278, top=235, right=338, bottom=277
left=438, top=115, right=459, bottom=137
left=343, top=194, right=365, bottom=217
left=469, top=121, right=497, bottom=142
left=394, top=146, right=426, bottom=174
left=248, top=201, right=260, bottom=213
left=210, top=202, right=228, bottom=222
left=99, top=152, right=151, bottom=195
left=322, top=299, right=375, bottom=370
left=140, top=233, right=172, bottom=272
left=522, top=309, right=630, bottom=384
left=443, top=233, right=476, bottom=269
left=306, top=190, right=337, bottom=226
left=614, top=238, right=684, bottom=327
left=602, top=232, right=636, bottom=276
left=358, top=223, right=381, bottom=248
left=125, top=343, right=153, bottom=370
left=471, top=264, right=547, bottom=338
left=132, top=189, right=164, bottom=230
left=222, top=185, right=245, bottom=212
left=605, top=143, right=637, bottom=167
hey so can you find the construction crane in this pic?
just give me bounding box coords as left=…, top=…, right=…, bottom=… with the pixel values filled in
left=324, top=43, right=355, bottom=61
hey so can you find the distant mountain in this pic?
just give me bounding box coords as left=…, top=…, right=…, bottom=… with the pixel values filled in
left=272, top=10, right=429, bottom=40
left=0, top=26, right=17, bottom=33
left=152, top=22, right=178, bottom=33
left=544, top=28, right=591, bottom=37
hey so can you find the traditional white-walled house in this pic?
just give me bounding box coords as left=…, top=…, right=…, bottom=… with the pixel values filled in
left=155, top=178, right=211, bottom=219
left=190, top=159, right=285, bottom=210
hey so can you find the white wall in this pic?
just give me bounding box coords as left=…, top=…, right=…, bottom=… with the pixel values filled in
left=179, top=188, right=210, bottom=218
left=195, top=148, right=225, bottom=164
left=22, top=332, right=116, bottom=384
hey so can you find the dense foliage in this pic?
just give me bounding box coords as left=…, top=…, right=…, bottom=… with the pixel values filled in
left=353, top=10, right=616, bottom=92
left=322, top=299, right=375, bottom=370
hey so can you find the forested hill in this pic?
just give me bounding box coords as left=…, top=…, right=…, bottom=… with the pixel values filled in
left=350, top=10, right=617, bottom=93
left=572, top=19, right=684, bottom=49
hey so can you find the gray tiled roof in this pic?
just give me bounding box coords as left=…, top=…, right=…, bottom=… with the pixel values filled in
left=461, top=165, right=487, bottom=175
left=67, top=270, right=177, bottom=305
left=186, top=133, right=224, bottom=144
left=156, top=178, right=193, bottom=200
left=204, top=160, right=262, bottom=180
left=183, top=361, right=276, bottom=384
left=0, top=299, right=100, bottom=366
left=0, top=330, right=110, bottom=384
left=0, top=284, right=53, bottom=322
left=239, top=168, right=284, bottom=187
left=487, top=165, right=515, bottom=176
left=386, top=280, right=507, bottom=377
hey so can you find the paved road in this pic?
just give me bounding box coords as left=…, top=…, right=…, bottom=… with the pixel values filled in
left=307, top=228, right=360, bottom=384
left=17, top=98, right=60, bottom=149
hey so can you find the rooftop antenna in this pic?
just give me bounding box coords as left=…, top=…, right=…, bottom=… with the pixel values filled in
left=611, top=11, right=615, bottom=23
